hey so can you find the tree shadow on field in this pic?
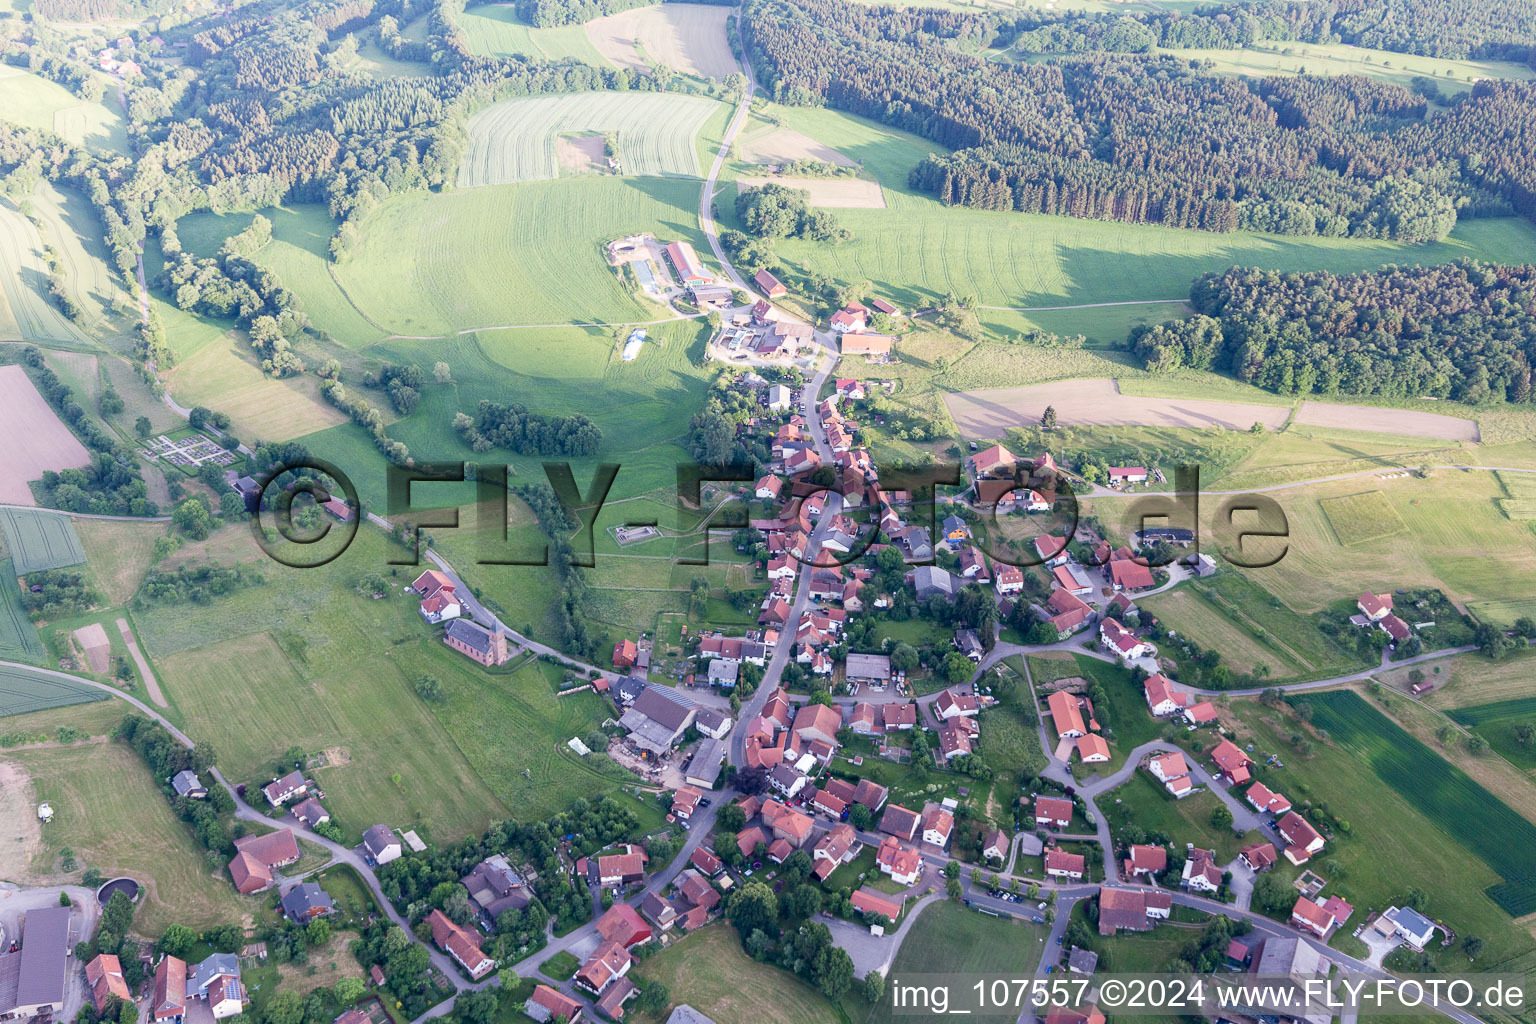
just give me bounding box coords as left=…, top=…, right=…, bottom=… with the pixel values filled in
left=624, top=175, right=714, bottom=246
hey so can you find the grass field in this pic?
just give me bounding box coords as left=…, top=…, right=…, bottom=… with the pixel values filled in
left=331, top=177, right=705, bottom=335
left=1446, top=698, right=1536, bottom=773
left=0, top=65, right=128, bottom=152
left=585, top=3, right=737, bottom=80
left=459, top=92, right=722, bottom=186
left=27, top=182, right=131, bottom=331
left=1102, top=771, right=1254, bottom=862
left=1319, top=490, right=1409, bottom=545
left=74, top=517, right=165, bottom=605
left=1206, top=471, right=1536, bottom=615
left=0, top=508, right=86, bottom=574
left=632, top=924, right=841, bottom=1024
left=139, top=530, right=507, bottom=842
left=1157, top=41, right=1535, bottom=94
left=1289, top=690, right=1536, bottom=915
left=740, top=103, right=1536, bottom=319
left=10, top=737, right=259, bottom=934
left=175, top=204, right=385, bottom=350
left=1143, top=574, right=1363, bottom=682
left=857, top=901, right=1048, bottom=1024
left=1422, top=649, right=1536, bottom=710
left=457, top=6, right=612, bottom=65
left=0, top=561, right=47, bottom=664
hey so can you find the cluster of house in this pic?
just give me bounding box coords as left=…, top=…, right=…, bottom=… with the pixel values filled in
left=1043, top=687, right=1111, bottom=765
left=421, top=852, right=543, bottom=983
left=97, top=38, right=142, bottom=77
left=719, top=300, right=814, bottom=361
left=408, top=570, right=516, bottom=668
left=1352, top=590, right=1414, bottom=646
left=828, top=299, right=902, bottom=358
left=143, top=951, right=247, bottom=1023
left=1142, top=673, right=1219, bottom=730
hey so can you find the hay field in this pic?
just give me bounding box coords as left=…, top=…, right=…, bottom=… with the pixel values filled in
left=0, top=507, right=86, bottom=573
left=459, top=92, right=721, bottom=186
left=458, top=5, right=611, bottom=64
left=1235, top=472, right=1536, bottom=613
left=737, top=127, right=857, bottom=167
left=1295, top=400, right=1478, bottom=441
left=585, top=3, right=737, bottom=79
left=0, top=201, right=94, bottom=346
left=736, top=175, right=886, bottom=208
left=1319, top=490, right=1408, bottom=545
left=162, top=321, right=348, bottom=441
left=0, top=365, right=91, bottom=503
left=76, top=519, right=163, bottom=605
left=943, top=377, right=1291, bottom=436
left=0, top=65, right=127, bottom=152
left=333, top=177, right=706, bottom=334
left=1142, top=588, right=1306, bottom=678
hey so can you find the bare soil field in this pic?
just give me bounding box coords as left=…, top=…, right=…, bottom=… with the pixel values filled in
left=738, top=127, right=856, bottom=167
left=0, top=364, right=91, bottom=504
left=586, top=3, right=736, bottom=79
left=556, top=133, right=607, bottom=174
left=73, top=622, right=110, bottom=673
left=943, top=377, right=1292, bottom=436
left=1295, top=400, right=1479, bottom=441
left=736, top=176, right=886, bottom=209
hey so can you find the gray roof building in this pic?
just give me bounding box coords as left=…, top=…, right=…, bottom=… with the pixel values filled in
left=1067, top=947, right=1098, bottom=975
left=444, top=618, right=498, bottom=656
left=172, top=770, right=207, bottom=798
left=188, top=953, right=241, bottom=995
left=9, top=906, right=70, bottom=1015
left=666, top=1006, right=717, bottom=1024
left=707, top=659, right=738, bottom=685
left=280, top=883, right=335, bottom=922
left=615, top=675, right=648, bottom=705
left=845, top=652, right=890, bottom=682
left=620, top=687, right=697, bottom=754
left=913, top=565, right=956, bottom=600
left=685, top=737, right=727, bottom=787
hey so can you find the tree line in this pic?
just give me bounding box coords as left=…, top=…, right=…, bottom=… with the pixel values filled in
left=742, top=0, right=1536, bottom=240
left=1132, top=260, right=1536, bottom=404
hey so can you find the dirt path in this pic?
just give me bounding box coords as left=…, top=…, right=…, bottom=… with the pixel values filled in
left=116, top=617, right=166, bottom=707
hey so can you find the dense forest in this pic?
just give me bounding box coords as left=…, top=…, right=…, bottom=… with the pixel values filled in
left=1133, top=260, right=1536, bottom=402
left=742, top=0, right=1536, bottom=238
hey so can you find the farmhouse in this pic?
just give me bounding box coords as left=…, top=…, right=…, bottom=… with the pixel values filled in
left=841, top=332, right=895, bottom=356
left=754, top=269, right=787, bottom=297
left=152, top=954, right=187, bottom=1022
left=1047, top=690, right=1087, bottom=739
left=1209, top=739, right=1252, bottom=785
left=526, top=985, right=583, bottom=1024
left=1053, top=565, right=1092, bottom=596
left=1097, top=886, right=1172, bottom=935
left=1375, top=905, right=1437, bottom=950
left=875, top=836, right=923, bottom=885
left=1110, top=557, right=1155, bottom=591
left=1034, top=795, right=1074, bottom=829
left=598, top=847, right=648, bottom=887
left=85, top=954, right=131, bottom=1014
left=443, top=618, right=512, bottom=666
left=1181, top=848, right=1222, bottom=893
left=228, top=829, right=301, bottom=893
left=1045, top=848, right=1085, bottom=880
left=970, top=444, right=1017, bottom=479
left=1045, top=588, right=1092, bottom=637
left=1357, top=591, right=1393, bottom=621
left=1276, top=811, right=1325, bottom=864
left=934, top=687, right=979, bottom=719
left=879, top=804, right=921, bottom=840
left=920, top=805, right=954, bottom=848
left=429, top=910, right=495, bottom=979
left=995, top=564, right=1024, bottom=595
left=412, top=570, right=454, bottom=597
left=1108, top=467, right=1148, bottom=485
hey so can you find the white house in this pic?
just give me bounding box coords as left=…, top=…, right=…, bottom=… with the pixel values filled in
left=767, top=385, right=792, bottom=411
left=362, top=825, right=403, bottom=865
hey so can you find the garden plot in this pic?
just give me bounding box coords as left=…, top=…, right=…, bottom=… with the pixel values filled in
left=458, top=92, right=721, bottom=186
